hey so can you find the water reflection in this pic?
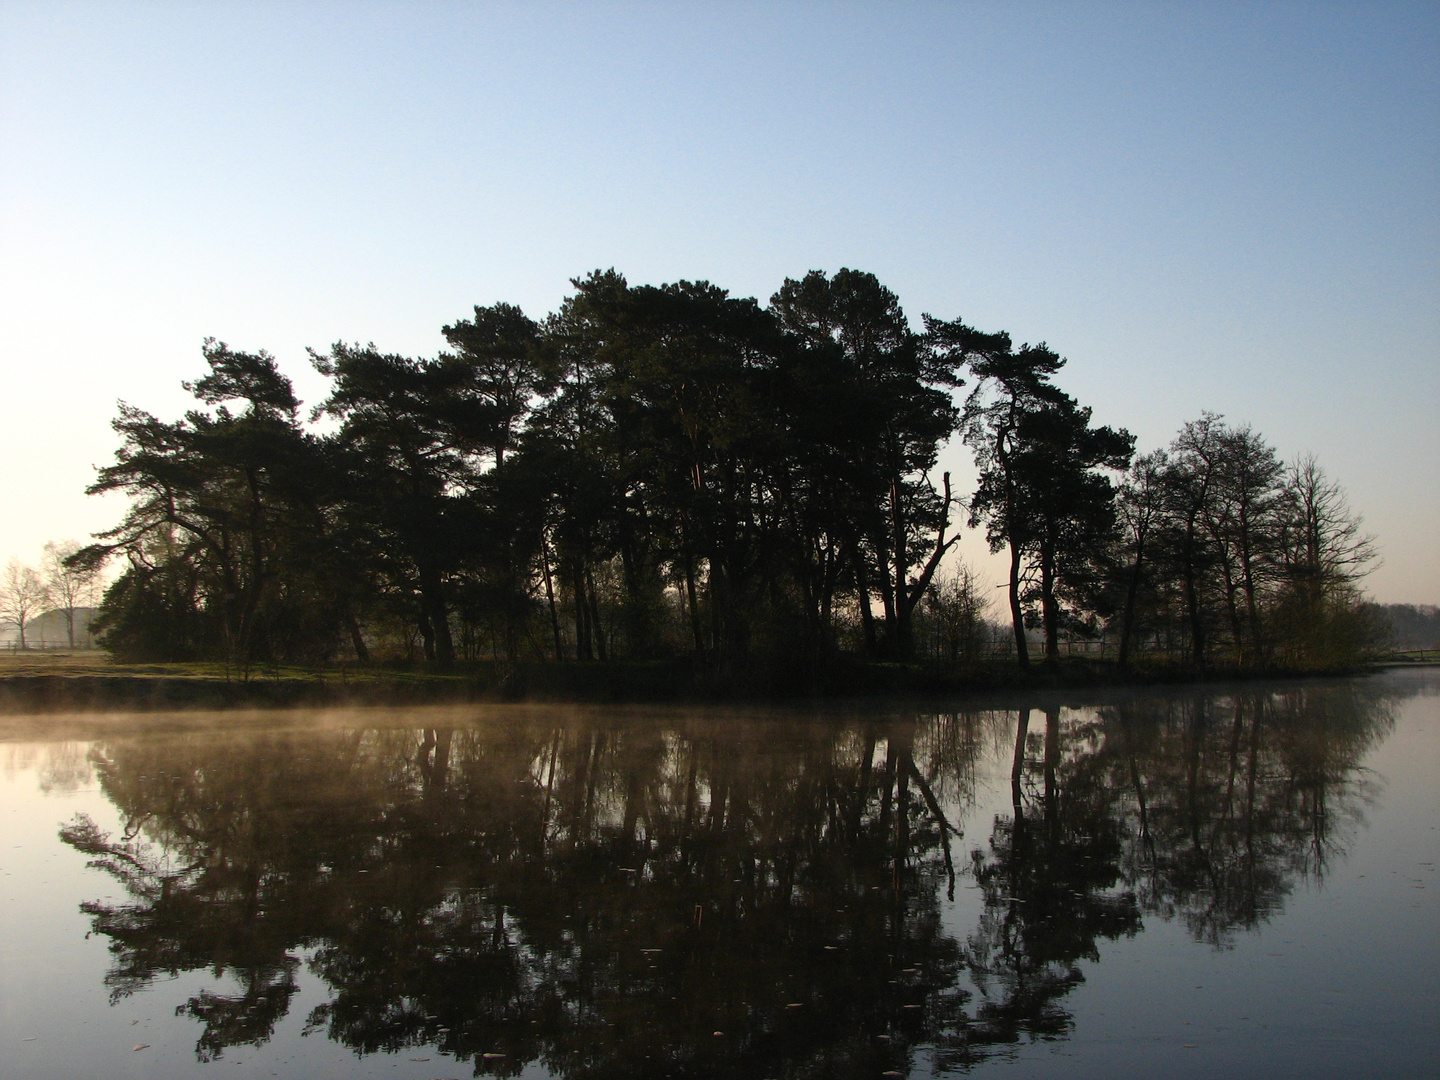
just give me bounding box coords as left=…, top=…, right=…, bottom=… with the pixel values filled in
left=61, top=682, right=1395, bottom=1076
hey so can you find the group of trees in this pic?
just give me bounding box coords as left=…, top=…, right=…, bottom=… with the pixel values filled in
left=71, top=268, right=1380, bottom=674
left=1367, top=603, right=1440, bottom=650
left=1105, top=419, right=1385, bottom=670
left=0, top=541, right=101, bottom=649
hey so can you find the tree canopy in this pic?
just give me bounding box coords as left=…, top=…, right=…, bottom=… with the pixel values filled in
left=75, top=270, right=1380, bottom=677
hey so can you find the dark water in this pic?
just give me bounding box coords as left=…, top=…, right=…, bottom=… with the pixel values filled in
left=2, top=672, right=1436, bottom=1079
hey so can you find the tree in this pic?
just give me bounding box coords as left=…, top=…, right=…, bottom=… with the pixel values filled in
left=1156, top=415, right=1224, bottom=666
left=771, top=271, right=966, bottom=660
left=1005, top=397, right=1133, bottom=664
left=1130, top=420, right=1379, bottom=671
left=0, top=558, right=50, bottom=650
left=1108, top=451, right=1170, bottom=669
left=1167, top=415, right=1284, bottom=665
left=440, top=302, right=548, bottom=467
left=1209, top=421, right=1285, bottom=663
left=80, top=340, right=332, bottom=669
left=1269, top=455, right=1383, bottom=666
left=531, top=271, right=801, bottom=666
left=592, top=277, right=767, bottom=662
left=85, top=535, right=210, bottom=662
left=43, top=539, right=100, bottom=647
left=522, top=270, right=643, bottom=663
left=1276, top=455, right=1378, bottom=599
left=955, top=336, right=1131, bottom=668
left=314, top=342, right=494, bottom=666
left=75, top=272, right=1380, bottom=677
left=950, top=339, right=1061, bottom=669
left=915, top=562, right=991, bottom=664
left=1367, top=604, right=1439, bottom=650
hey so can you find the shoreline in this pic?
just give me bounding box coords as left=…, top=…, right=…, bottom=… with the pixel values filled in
left=1, top=654, right=1430, bottom=716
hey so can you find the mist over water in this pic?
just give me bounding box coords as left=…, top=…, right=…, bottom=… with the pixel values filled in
left=2, top=671, right=1436, bottom=1078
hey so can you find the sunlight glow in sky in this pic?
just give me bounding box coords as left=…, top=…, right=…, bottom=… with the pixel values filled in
left=1, top=1, right=1436, bottom=602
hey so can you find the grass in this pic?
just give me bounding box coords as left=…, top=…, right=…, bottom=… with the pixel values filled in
left=1379, top=648, right=1440, bottom=664
left=0, top=650, right=462, bottom=683
left=0, top=649, right=482, bottom=716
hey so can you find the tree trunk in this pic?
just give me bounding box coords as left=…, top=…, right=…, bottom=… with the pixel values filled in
left=1040, top=532, right=1060, bottom=666
left=618, top=536, right=650, bottom=659
left=855, top=548, right=879, bottom=658
left=540, top=533, right=564, bottom=661
left=417, top=566, right=454, bottom=666
left=997, top=427, right=1029, bottom=670
left=1007, top=540, right=1029, bottom=670
left=818, top=540, right=840, bottom=658
left=684, top=551, right=705, bottom=661
left=873, top=529, right=897, bottom=657
left=890, top=477, right=911, bottom=659
left=586, top=566, right=607, bottom=662
left=573, top=557, right=591, bottom=661
left=1117, top=525, right=1147, bottom=670
left=1181, top=521, right=1206, bottom=667
left=900, top=471, right=957, bottom=660
left=1220, top=562, right=1245, bottom=666
left=1237, top=522, right=1265, bottom=664
left=346, top=611, right=370, bottom=664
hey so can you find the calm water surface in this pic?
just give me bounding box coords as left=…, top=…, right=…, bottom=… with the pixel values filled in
left=2, top=672, right=1436, bottom=1079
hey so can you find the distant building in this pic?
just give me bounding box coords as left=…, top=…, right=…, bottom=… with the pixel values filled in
left=0, top=607, right=99, bottom=648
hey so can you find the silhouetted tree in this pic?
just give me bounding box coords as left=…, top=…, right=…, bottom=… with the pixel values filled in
left=956, top=337, right=1131, bottom=667
left=771, top=271, right=965, bottom=659
left=77, top=341, right=330, bottom=668
left=1111, top=450, right=1168, bottom=669
left=313, top=342, right=497, bottom=665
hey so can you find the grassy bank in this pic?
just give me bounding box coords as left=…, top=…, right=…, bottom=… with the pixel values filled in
left=0, top=648, right=1417, bottom=714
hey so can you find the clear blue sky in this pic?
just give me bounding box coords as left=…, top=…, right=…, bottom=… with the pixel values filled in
left=2, top=1, right=1436, bottom=603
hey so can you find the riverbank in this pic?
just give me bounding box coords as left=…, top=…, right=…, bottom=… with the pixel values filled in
left=0, top=649, right=1423, bottom=714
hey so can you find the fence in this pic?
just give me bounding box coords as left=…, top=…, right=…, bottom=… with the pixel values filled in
left=1, top=641, right=102, bottom=653
left=1385, top=648, right=1439, bottom=664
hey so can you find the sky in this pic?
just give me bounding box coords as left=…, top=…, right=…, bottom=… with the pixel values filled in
left=1, top=0, right=1436, bottom=604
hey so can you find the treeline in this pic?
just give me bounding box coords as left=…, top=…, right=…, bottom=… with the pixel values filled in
left=73, top=268, right=1383, bottom=676
left=1366, top=604, right=1440, bottom=650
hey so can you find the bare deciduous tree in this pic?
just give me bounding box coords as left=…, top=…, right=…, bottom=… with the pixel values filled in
left=1277, top=455, right=1378, bottom=593
left=43, top=540, right=101, bottom=648
left=918, top=562, right=991, bottom=664
left=1, top=559, right=51, bottom=651
left=1114, top=449, right=1169, bottom=670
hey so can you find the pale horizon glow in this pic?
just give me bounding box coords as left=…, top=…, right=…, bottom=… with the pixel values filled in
left=1, top=1, right=1436, bottom=605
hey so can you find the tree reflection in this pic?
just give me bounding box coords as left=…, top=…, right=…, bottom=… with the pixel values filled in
left=1099, top=682, right=1391, bottom=946
left=62, top=683, right=1393, bottom=1076
left=960, top=705, right=1141, bottom=1060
